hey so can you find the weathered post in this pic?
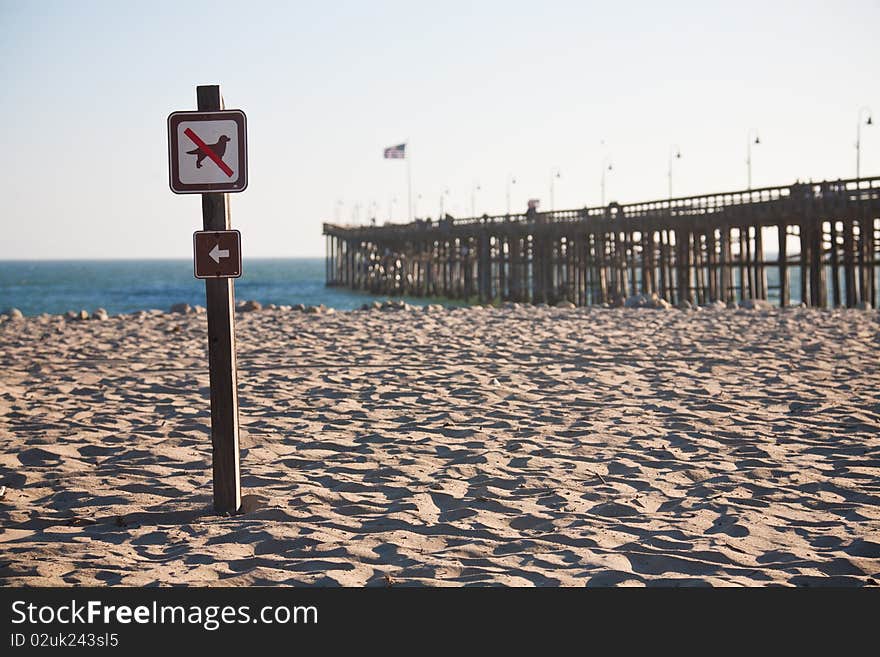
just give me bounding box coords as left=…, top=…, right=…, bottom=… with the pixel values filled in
left=755, top=225, right=767, bottom=299
left=843, top=218, right=856, bottom=307
left=168, top=84, right=246, bottom=514
left=809, top=215, right=826, bottom=307
left=829, top=220, right=841, bottom=307
left=778, top=223, right=789, bottom=307
left=197, top=86, right=242, bottom=514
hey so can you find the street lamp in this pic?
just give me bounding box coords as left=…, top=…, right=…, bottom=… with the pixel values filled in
left=857, top=106, right=873, bottom=179
left=747, top=130, right=760, bottom=190
left=550, top=167, right=561, bottom=212
left=387, top=196, right=397, bottom=223
left=668, top=145, right=681, bottom=200
left=506, top=175, right=517, bottom=215
left=439, top=188, right=450, bottom=219
left=600, top=157, right=613, bottom=206
left=471, top=181, right=481, bottom=217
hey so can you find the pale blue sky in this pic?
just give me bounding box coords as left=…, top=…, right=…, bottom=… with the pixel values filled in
left=1, top=0, right=878, bottom=259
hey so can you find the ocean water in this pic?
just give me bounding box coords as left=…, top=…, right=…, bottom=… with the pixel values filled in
left=0, top=258, right=437, bottom=317
left=0, top=258, right=872, bottom=317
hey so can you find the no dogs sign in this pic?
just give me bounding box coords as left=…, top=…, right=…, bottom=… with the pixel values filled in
left=168, top=110, right=248, bottom=193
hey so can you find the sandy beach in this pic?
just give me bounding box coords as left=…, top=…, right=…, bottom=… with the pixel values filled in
left=1, top=303, right=878, bottom=587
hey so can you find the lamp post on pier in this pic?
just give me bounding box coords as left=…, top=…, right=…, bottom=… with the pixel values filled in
left=387, top=196, right=397, bottom=223
left=471, top=181, right=481, bottom=217
left=668, top=145, right=681, bottom=200
left=439, top=188, right=450, bottom=219
left=600, top=156, right=613, bottom=206
left=506, top=175, right=516, bottom=215
left=856, top=106, right=873, bottom=179
left=747, top=130, right=760, bottom=190
left=550, top=167, right=561, bottom=212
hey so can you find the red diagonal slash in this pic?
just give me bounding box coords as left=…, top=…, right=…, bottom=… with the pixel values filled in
left=183, top=127, right=234, bottom=178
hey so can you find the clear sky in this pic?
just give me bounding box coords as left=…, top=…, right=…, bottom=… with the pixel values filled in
left=1, top=0, right=878, bottom=259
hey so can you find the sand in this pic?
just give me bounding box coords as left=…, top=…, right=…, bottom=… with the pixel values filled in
left=1, top=303, right=879, bottom=587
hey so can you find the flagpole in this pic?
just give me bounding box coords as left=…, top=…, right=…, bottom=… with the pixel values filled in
left=406, top=142, right=412, bottom=222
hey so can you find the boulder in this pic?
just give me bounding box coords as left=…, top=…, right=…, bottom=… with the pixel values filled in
left=2, top=308, right=23, bottom=320
left=293, top=303, right=306, bottom=312
left=77, top=310, right=90, bottom=321
left=703, top=300, right=728, bottom=311
left=740, top=298, right=773, bottom=311
left=170, top=303, right=192, bottom=314
left=856, top=301, right=873, bottom=310
left=266, top=303, right=278, bottom=310
left=624, top=294, right=649, bottom=308
left=238, top=300, right=262, bottom=312
left=193, top=305, right=206, bottom=314
left=555, top=300, right=576, bottom=309
left=92, top=308, right=109, bottom=321
left=624, top=293, right=671, bottom=309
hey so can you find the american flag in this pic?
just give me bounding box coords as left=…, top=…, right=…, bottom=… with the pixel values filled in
left=383, top=143, right=406, bottom=159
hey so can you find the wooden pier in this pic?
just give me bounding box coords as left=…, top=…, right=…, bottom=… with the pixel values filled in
left=324, top=177, right=880, bottom=308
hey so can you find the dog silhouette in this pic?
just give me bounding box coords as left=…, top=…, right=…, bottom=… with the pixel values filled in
left=187, top=135, right=231, bottom=168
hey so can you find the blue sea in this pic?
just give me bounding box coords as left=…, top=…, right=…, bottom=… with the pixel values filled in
left=0, top=258, right=870, bottom=317
left=0, top=258, right=436, bottom=317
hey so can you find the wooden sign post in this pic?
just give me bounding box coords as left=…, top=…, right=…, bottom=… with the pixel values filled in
left=168, top=84, right=247, bottom=514
left=197, top=85, right=242, bottom=514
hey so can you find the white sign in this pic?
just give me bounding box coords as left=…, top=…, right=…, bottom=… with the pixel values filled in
left=168, top=110, right=248, bottom=194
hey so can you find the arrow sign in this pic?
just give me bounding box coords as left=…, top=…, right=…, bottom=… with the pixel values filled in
left=210, top=243, right=230, bottom=263
left=193, top=230, right=242, bottom=279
